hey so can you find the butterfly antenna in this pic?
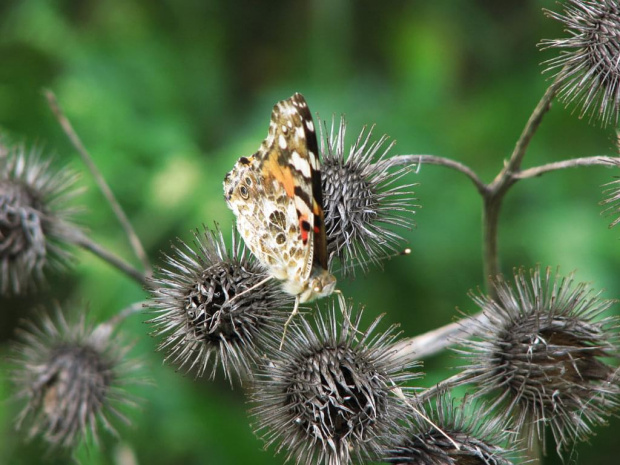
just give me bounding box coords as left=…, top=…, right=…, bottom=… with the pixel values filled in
left=331, top=247, right=412, bottom=276
left=280, top=297, right=300, bottom=350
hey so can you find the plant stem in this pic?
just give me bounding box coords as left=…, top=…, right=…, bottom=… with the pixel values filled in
left=515, top=156, right=618, bottom=179
left=70, top=229, right=147, bottom=286
left=45, top=90, right=152, bottom=276
left=481, top=196, right=502, bottom=294
left=388, top=311, right=489, bottom=363
left=385, top=154, right=487, bottom=194
left=482, top=84, right=559, bottom=292
left=92, top=301, right=147, bottom=341
left=492, top=82, right=560, bottom=189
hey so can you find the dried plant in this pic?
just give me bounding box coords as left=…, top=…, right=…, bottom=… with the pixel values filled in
left=541, top=0, right=620, bottom=127
left=320, top=117, right=417, bottom=274
left=459, top=266, right=620, bottom=455
left=4, top=3, right=620, bottom=464
left=147, top=226, right=291, bottom=383
left=8, top=307, right=141, bottom=450
left=251, top=298, right=420, bottom=465
left=384, top=393, right=517, bottom=465
left=0, top=144, right=80, bottom=295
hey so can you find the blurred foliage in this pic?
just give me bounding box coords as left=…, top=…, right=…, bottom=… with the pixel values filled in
left=1, top=0, right=619, bottom=464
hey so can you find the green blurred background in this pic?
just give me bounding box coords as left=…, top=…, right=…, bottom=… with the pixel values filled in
left=1, top=0, right=619, bottom=463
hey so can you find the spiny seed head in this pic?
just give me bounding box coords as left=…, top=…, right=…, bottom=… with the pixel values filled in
left=384, top=393, right=516, bottom=465
left=146, top=225, right=291, bottom=384
left=0, top=144, right=80, bottom=295
left=319, top=117, right=417, bottom=276
left=459, top=265, right=620, bottom=456
left=252, top=298, right=421, bottom=465
left=8, top=308, right=139, bottom=450
left=540, top=0, right=620, bottom=127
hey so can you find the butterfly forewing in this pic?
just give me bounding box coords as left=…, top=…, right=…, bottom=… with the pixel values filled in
left=223, top=93, right=331, bottom=296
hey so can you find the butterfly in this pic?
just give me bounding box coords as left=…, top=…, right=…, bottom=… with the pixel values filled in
left=223, top=93, right=337, bottom=346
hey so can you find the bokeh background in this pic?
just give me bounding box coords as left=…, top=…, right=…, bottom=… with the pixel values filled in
left=1, top=0, right=619, bottom=464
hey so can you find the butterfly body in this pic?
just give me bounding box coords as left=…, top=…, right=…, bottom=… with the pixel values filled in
left=224, top=94, right=336, bottom=312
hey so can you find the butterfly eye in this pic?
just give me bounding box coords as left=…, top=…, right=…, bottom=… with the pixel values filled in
left=239, top=185, right=249, bottom=199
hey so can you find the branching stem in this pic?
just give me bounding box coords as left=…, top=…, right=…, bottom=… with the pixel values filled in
left=45, top=90, right=152, bottom=276
left=388, top=311, right=488, bottom=363
left=70, top=229, right=147, bottom=286
left=384, top=84, right=620, bottom=465
left=385, top=155, right=487, bottom=194
left=515, top=156, right=618, bottom=179
left=482, top=83, right=560, bottom=292
left=386, top=85, right=581, bottom=298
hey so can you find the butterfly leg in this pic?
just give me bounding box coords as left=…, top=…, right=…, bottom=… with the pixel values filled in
left=279, top=296, right=300, bottom=350
left=227, top=275, right=273, bottom=306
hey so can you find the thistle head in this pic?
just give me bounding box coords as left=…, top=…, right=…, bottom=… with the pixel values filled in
left=319, top=117, right=417, bottom=275
left=459, top=266, right=620, bottom=456
left=0, top=144, right=80, bottom=295
left=251, top=298, right=420, bottom=464
left=147, top=226, right=291, bottom=384
left=541, top=0, right=620, bottom=127
left=8, top=307, right=140, bottom=451
left=384, top=393, right=516, bottom=465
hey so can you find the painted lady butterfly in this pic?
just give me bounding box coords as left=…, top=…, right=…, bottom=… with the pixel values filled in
left=223, top=93, right=337, bottom=345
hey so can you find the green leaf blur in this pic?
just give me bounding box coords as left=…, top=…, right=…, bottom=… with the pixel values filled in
left=1, top=1, right=618, bottom=464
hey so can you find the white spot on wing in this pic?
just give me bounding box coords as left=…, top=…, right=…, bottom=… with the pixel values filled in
left=282, top=104, right=296, bottom=118
left=296, top=126, right=305, bottom=139
left=306, top=119, right=314, bottom=132
left=291, top=151, right=311, bottom=178
left=309, top=151, right=318, bottom=169
left=279, top=134, right=287, bottom=149
left=264, top=133, right=275, bottom=148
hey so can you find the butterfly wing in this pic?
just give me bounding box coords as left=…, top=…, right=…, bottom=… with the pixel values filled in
left=223, top=93, right=328, bottom=291
left=260, top=94, right=328, bottom=271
